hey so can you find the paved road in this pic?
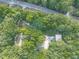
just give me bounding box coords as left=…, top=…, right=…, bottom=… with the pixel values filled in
left=0, top=0, right=59, bottom=14
left=0, top=0, right=79, bottom=20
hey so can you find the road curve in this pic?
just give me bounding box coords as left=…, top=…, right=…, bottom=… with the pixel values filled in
left=0, top=0, right=59, bottom=14
left=0, top=0, right=79, bottom=21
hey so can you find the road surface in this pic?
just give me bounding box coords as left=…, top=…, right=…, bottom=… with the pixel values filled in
left=0, top=0, right=79, bottom=20
left=0, top=0, right=59, bottom=14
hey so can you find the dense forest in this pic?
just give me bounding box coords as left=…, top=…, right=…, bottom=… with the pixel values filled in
left=0, top=0, right=79, bottom=59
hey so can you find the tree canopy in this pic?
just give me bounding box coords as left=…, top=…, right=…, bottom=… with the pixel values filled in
left=0, top=4, right=79, bottom=59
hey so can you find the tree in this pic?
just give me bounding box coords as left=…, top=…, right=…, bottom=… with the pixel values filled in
left=74, top=0, right=79, bottom=8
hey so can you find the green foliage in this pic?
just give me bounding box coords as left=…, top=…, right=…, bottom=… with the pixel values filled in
left=24, top=0, right=73, bottom=13
left=0, top=4, right=79, bottom=59
left=71, top=8, right=79, bottom=17
left=73, top=0, right=79, bottom=8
